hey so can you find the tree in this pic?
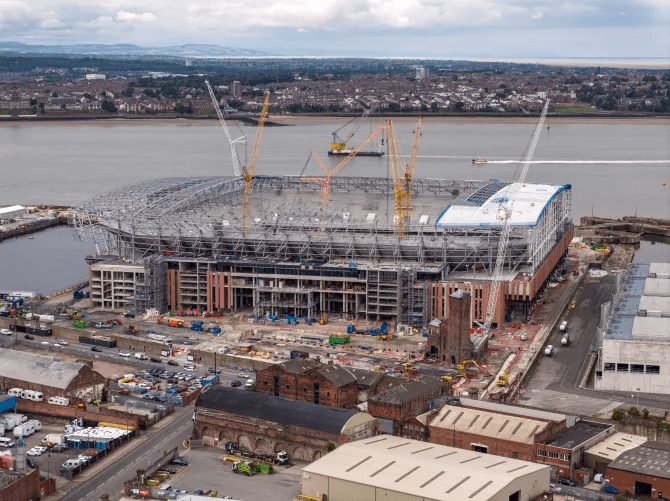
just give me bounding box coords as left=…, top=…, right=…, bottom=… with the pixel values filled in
left=227, top=99, right=244, bottom=110
left=101, top=100, right=117, bottom=113
left=611, top=408, right=624, bottom=420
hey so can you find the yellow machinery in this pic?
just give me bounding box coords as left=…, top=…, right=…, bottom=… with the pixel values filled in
left=440, top=375, right=452, bottom=382
left=302, top=125, right=384, bottom=205
left=385, top=117, right=422, bottom=238
left=376, top=334, right=392, bottom=341
left=319, top=313, right=328, bottom=325
left=329, top=108, right=370, bottom=152
left=496, top=369, right=510, bottom=387
left=456, top=359, right=480, bottom=371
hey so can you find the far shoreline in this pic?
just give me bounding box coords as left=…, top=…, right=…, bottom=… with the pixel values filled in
left=1, top=113, right=669, bottom=127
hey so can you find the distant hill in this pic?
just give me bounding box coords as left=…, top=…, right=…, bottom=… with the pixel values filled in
left=0, top=42, right=272, bottom=57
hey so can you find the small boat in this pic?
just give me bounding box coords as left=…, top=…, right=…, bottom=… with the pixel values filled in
left=28, top=236, right=35, bottom=239
left=472, top=157, right=487, bottom=164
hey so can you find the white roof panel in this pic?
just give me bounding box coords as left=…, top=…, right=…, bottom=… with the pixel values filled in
left=0, top=349, right=87, bottom=389
left=638, top=296, right=670, bottom=314
left=436, top=183, right=567, bottom=229
left=631, top=316, right=670, bottom=341
left=649, top=263, right=670, bottom=278
left=0, top=205, right=25, bottom=214
left=644, top=278, right=670, bottom=297
left=302, top=436, right=548, bottom=501
left=585, top=433, right=647, bottom=461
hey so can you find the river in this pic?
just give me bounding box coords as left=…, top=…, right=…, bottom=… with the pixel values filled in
left=1, top=117, right=668, bottom=294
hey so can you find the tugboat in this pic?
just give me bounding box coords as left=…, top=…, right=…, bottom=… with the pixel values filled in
left=472, top=157, right=487, bottom=164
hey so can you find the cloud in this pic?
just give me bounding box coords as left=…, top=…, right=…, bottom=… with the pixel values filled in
left=40, top=17, right=63, bottom=27
left=116, top=11, right=156, bottom=23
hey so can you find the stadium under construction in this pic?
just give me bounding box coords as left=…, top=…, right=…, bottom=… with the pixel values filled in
left=71, top=173, right=574, bottom=329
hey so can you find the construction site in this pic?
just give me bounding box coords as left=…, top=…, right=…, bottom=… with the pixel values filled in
left=70, top=95, right=573, bottom=333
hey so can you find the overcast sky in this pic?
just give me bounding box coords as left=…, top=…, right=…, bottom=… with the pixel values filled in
left=1, top=0, right=669, bottom=58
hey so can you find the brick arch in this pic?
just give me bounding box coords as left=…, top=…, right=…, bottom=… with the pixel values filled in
left=219, top=430, right=231, bottom=444
left=292, top=446, right=309, bottom=461
left=255, top=438, right=271, bottom=453
left=237, top=434, right=251, bottom=449
left=274, top=442, right=287, bottom=453
left=200, top=427, right=211, bottom=439
left=312, top=450, right=322, bottom=461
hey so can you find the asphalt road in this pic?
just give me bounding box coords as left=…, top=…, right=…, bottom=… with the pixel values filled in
left=523, top=274, right=670, bottom=414
left=58, top=404, right=195, bottom=501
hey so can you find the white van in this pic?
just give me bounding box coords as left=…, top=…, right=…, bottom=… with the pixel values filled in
left=0, top=417, right=16, bottom=430
left=7, top=388, right=23, bottom=398
left=4, top=414, right=27, bottom=425
left=0, top=437, right=15, bottom=448
left=13, top=426, right=25, bottom=438
left=62, top=459, right=82, bottom=468
left=27, top=420, right=41, bottom=432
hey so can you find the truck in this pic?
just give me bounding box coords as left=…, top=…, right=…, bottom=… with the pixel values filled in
left=225, top=442, right=288, bottom=465
left=366, top=321, right=388, bottom=336
left=191, top=321, right=204, bottom=331
left=167, top=319, right=185, bottom=328
left=94, top=322, right=113, bottom=329
left=559, top=321, right=568, bottom=332
left=561, top=334, right=570, bottom=346
left=41, top=433, right=65, bottom=447
left=544, top=345, right=555, bottom=357
left=148, top=333, right=173, bottom=345
left=329, top=334, right=350, bottom=345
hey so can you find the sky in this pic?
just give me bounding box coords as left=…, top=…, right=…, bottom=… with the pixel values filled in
left=1, top=0, right=669, bottom=58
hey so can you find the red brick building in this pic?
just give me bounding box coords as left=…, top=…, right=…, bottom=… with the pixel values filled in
left=0, top=350, right=106, bottom=404
left=0, top=468, right=41, bottom=501
left=367, top=378, right=443, bottom=433
left=194, top=385, right=378, bottom=462
left=606, top=442, right=670, bottom=499
left=256, top=359, right=358, bottom=408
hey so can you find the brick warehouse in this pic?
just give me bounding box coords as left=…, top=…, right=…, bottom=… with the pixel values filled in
left=255, top=359, right=357, bottom=408
left=606, top=441, right=670, bottom=499
left=0, top=349, right=106, bottom=403
left=194, top=386, right=378, bottom=462
left=367, top=378, right=444, bottom=432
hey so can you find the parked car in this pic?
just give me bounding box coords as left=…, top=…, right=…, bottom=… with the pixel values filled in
left=91, top=346, right=102, bottom=352
left=231, top=380, right=241, bottom=387
left=167, top=360, right=179, bottom=366
left=558, top=478, right=576, bottom=487
left=161, top=467, right=177, bottom=474
left=118, top=351, right=131, bottom=357
left=24, top=335, right=34, bottom=340
left=51, top=443, right=68, bottom=452
left=208, top=368, right=221, bottom=374
left=170, top=457, right=189, bottom=466
left=602, top=485, right=619, bottom=494
left=58, top=340, right=69, bottom=346
left=26, top=458, right=39, bottom=468
left=245, top=379, right=254, bottom=388
left=150, top=357, right=162, bottom=363
left=0, top=329, right=11, bottom=336
left=238, top=372, right=246, bottom=378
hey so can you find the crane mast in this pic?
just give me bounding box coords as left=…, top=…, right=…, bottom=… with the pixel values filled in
left=330, top=107, right=371, bottom=152
left=483, top=100, right=550, bottom=333
left=205, top=80, right=245, bottom=177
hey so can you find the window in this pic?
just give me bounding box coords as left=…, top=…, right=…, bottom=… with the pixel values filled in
left=536, top=449, right=546, bottom=457
left=560, top=453, right=569, bottom=461
left=511, top=452, right=519, bottom=458
left=646, top=365, right=660, bottom=374
left=303, top=388, right=307, bottom=392
left=604, top=363, right=615, bottom=371
left=548, top=451, right=559, bottom=459
left=631, top=364, right=644, bottom=373
left=617, top=364, right=629, bottom=372
left=263, top=380, right=268, bottom=385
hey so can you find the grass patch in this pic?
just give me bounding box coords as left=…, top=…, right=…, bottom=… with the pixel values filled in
left=553, top=105, right=595, bottom=114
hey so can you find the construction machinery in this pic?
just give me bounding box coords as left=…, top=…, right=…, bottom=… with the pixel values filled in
left=456, top=360, right=480, bottom=371
left=376, top=334, right=393, bottom=341
left=205, top=80, right=246, bottom=178
left=302, top=125, right=384, bottom=205
left=167, top=319, right=185, bottom=328
left=125, top=325, right=139, bottom=333
left=386, top=117, right=422, bottom=238
left=346, top=323, right=364, bottom=334
left=481, top=100, right=550, bottom=335
left=319, top=313, right=328, bottom=325
left=73, top=320, right=86, bottom=329
left=496, top=369, right=510, bottom=387
left=225, top=442, right=288, bottom=466
left=329, top=107, right=382, bottom=156
left=329, top=334, right=350, bottom=345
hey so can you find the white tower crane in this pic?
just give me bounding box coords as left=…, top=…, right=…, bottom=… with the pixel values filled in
left=205, top=80, right=246, bottom=177
left=482, top=100, right=550, bottom=333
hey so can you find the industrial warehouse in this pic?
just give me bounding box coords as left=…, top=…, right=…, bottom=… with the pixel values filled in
left=70, top=175, right=573, bottom=329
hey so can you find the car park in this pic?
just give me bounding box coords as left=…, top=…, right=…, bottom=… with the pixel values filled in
left=27, top=446, right=47, bottom=456
left=602, top=485, right=619, bottom=494
left=557, top=478, right=576, bottom=487
left=184, top=375, right=194, bottom=381
left=91, top=346, right=102, bottom=352
left=230, top=380, right=241, bottom=387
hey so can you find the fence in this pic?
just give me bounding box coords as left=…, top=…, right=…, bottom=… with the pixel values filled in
left=60, top=429, right=136, bottom=480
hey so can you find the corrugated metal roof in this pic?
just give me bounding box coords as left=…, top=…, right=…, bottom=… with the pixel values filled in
left=631, top=316, right=670, bottom=341
left=608, top=441, right=670, bottom=480
left=196, top=385, right=371, bottom=435
left=459, top=399, right=567, bottom=424
left=0, top=349, right=86, bottom=390
left=649, top=262, right=670, bottom=278
left=644, top=278, right=670, bottom=297
left=638, top=295, right=670, bottom=313
left=369, top=378, right=443, bottom=405
left=318, top=365, right=357, bottom=386
left=585, top=433, right=647, bottom=461
left=436, top=183, right=567, bottom=229
left=302, top=435, right=548, bottom=501
left=277, top=358, right=319, bottom=374
left=430, top=405, right=548, bottom=445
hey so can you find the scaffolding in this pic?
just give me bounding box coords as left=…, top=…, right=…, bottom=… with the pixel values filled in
left=71, top=175, right=572, bottom=326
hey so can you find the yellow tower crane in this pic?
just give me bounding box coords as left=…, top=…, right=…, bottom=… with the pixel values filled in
left=242, top=92, right=271, bottom=232
left=302, top=125, right=384, bottom=205
left=385, top=117, right=422, bottom=238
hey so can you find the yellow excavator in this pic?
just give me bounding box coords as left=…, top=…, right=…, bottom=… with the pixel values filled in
left=496, top=369, right=510, bottom=387
left=457, top=359, right=480, bottom=371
